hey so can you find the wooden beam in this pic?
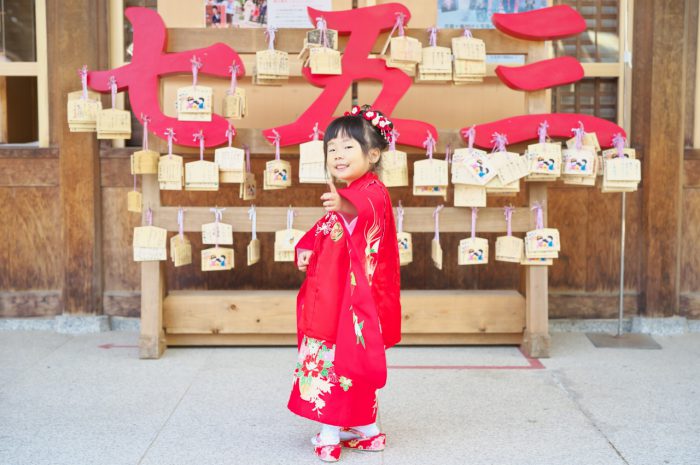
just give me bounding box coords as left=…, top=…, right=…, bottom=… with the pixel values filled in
left=162, top=289, right=525, bottom=340
left=632, top=0, right=688, bottom=317
left=47, top=0, right=107, bottom=315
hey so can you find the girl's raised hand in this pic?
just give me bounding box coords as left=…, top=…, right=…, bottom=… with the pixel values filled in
left=321, top=180, right=341, bottom=212
left=297, top=250, right=312, bottom=272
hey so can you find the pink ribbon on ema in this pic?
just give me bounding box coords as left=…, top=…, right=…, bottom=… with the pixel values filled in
left=427, top=26, right=438, bottom=47
left=164, top=128, right=176, bottom=157
left=433, top=204, right=444, bottom=241
left=491, top=132, right=508, bottom=153
left=265, top=26, right=277, bottom=50
left=108, top=76, right=118, bottom=109
left=423, top=131, right=436, bottom=159
left=315, top=16, right=329, bottom=48
left=193, top=130, right=205, bottom=160
left=228, top=62, right=240, bottom=95
left=270, top=129, right=281, bottom=161
left=177, top=207, right=185, bottom=238
left=225, top=124, right=236, bottom=148
left=538, top=120, right=549, bottom=145
left=470, top=207, right=478, bottom=240
left=391, top=12, right=406, bottom=37
left=612, top=132, right=627, bottom=158
left=244, top=144, right=251, bottom=173
left=531, top=201, right=545, bottom=229
left=463, top=125, right=476, bottom=151
left=571, top=121, right=585, bottom=150
left=309, top=122, right=323, bottom=141
left=504, top=205, right=514, bottom=237
left=389, top=129, right=399, bottom=152
left=190, top=55, right=202, bottom=88
left=140, top=114, right=151, bottom=151
left=79, top=65, right=89, bottom=100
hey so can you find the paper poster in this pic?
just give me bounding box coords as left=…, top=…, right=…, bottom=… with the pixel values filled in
left=267, top=0, right=332, bottom=28
left=437, top=0, right=547, bottom=30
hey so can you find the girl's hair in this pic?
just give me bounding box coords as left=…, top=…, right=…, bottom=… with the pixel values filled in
left=323, top=106, right=391, bottom=171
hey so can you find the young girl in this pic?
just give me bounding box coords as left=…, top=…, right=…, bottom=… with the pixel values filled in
left=289, top=105, right=401, bottom=462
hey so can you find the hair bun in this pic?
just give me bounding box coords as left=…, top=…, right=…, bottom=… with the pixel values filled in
left=344, top=104, right=394, bottom=144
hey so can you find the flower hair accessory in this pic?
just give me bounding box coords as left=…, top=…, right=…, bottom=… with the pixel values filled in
left=344, top=104, right=395, bottom=144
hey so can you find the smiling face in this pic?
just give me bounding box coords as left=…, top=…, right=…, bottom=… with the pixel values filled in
left=326, top=130, right=380, bottom=184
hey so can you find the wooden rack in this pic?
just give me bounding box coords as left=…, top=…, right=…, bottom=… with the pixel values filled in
left=138, top=27, right=551, bottom=359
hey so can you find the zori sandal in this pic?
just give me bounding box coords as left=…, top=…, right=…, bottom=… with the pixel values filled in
left=311, top=434, right=342, bottom=462
left=339, top=427, right=386, bottom=451
left=314, top=443, right=342, bottom=462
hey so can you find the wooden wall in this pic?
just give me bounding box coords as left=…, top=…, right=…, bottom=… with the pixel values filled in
left=0, top=0, right=698, bottom=322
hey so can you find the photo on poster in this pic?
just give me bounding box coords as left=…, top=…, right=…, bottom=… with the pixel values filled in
left=205, top=2, right=228, bottom=28
left=207, top=0, right=269, bottom=28
left=437, top=0, right=547, bottom=30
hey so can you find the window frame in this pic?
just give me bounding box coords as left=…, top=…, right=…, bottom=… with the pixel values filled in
left=0, top=0, right=48, bottom=147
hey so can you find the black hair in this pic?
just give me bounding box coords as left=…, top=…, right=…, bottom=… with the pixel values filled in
left=323, top=105, right=391, bottom=172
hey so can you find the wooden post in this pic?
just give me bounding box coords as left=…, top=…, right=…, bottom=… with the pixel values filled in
left=632, top=0, right=688, bottom=317
left=518, top=34, right=552, bottom=357
left=522, top=183, right=550, bottom=357
left=47, top=0, right=107, bottom=315
left=139, top=173, right=167, bottom=359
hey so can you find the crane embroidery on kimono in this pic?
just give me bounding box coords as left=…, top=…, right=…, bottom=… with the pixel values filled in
left=363, top=199, right=381, bottom=286
left=352, top=309, right=366, bottom=348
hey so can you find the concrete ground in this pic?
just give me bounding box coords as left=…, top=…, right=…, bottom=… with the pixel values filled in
left=0, top=330, right=698, bottom=465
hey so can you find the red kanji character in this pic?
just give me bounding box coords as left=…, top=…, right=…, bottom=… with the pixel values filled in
left=263, top=4, right=436, bottom=148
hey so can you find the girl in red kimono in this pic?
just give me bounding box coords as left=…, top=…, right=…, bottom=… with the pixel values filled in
left=289, top=105, right=401, bottom=462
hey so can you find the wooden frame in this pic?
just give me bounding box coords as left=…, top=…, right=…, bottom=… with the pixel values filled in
left=134, top=23, right=555, bottom=359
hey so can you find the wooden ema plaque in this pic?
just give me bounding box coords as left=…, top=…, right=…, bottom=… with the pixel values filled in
left=215, top=146, right=245, bottom=184
left=170, top=234, right=192, bottom=267
left=222, top=87, right=247, bottom=119
left=388, top=36, right=422, bottom=64
left=451, top=148, right=495, bottom=186
left=201, top=247, right=234, bottom=271
left=264, top=159, right=292, bottom=189
left=495, top=235, right=524, bottom=263
left=274, top=229, right=304, bottom=262
left=299, top=140, right=327, bottom=184
left=67, top=90, right=102, bottom=132
left=397, top=231, right=413, bottom=266
left=176, top=85, right=213, bottom=122
left=240, top=172, right=257, bottom=200
left=525, top=228, right=561, bottom=259
left=133, top=225, right=167, bottom=262
left=309, top=47, right=342, bottom=75
left=185, top=160, right=219, bottom=191
left=378, top=150, right=408, bottom=187
left=96, top=108, right=131, bottom=139
left=131, top=149, right=159, bottom=175
left=255, top=49, right=290, bottom=84
left=247, top=238, right=261, bottom=266
left=158, top=155, right=184, bottom=190
left=458, top=237, right=489, bottom=265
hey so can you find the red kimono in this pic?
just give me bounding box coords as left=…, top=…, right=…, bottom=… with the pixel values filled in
left=288, top=171, right=401, bottom=427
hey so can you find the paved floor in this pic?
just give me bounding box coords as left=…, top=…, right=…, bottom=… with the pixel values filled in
left=0, top=330, right=698, bottom=465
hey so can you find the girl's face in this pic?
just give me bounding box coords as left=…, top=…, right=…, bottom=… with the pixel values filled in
left=326, top=133, right=379, bottom=183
